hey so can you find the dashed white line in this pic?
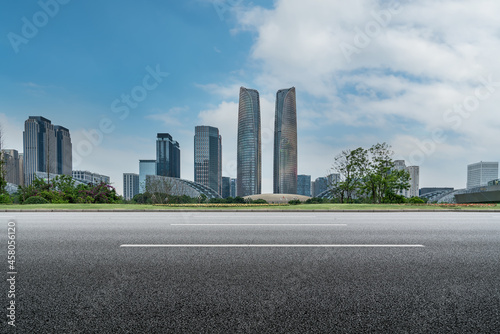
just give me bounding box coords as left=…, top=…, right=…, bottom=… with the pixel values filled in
left=120, top=244, right=425, bottom=248
left=170, top=224, right=347, bottom=226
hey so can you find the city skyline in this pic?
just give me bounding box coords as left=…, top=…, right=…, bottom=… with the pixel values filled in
left=2, top=1, right=499, bottom=195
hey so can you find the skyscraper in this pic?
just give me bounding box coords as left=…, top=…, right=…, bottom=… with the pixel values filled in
left=407, top=166, right=420, bottom=197
left=221, top=176, right=231, bottom=198
left=274, top=87, right=297, bottom=194
left=123, top=173, right=139, bottom=201
left=139, top=159, right=156, bottom=193
left=23, top=116, right=71, bottom=185
left=55, top=126, right=72, bottom=176
left=394, top=160, right=420, bottom=197
left=1, top=149, right=21, bottom=185
left=237, top=87, right=261, bottom=196
left=297, top=174, right=311, bottom=196
left=467, top=161, right=498, bottom=189
left=194, top=126, right=222, bottom=194
left=156, top=133, right=180, bottom=178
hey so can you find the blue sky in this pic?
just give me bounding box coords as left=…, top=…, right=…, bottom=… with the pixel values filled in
left=1, top=0, right=500, bottom=195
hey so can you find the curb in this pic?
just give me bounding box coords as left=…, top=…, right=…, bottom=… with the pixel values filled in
left=1, top=209, right=500, bottom=213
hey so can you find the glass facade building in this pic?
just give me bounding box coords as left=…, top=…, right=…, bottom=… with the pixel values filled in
left=23, top=116, right=72, bottom=185
left=55, top=126, right=72, bottom=176
left=314, top=177, right=328, bottom=197
left=156, top=133, right=180, bottom=178
left=221, top=176, right=231, bottom=198
left=139, top=159, right=156, bottom=194
left=274, top=87, right=297, bottom=194
left=237, top=87, right=261, bottom=196
left=230, top=178, right=237, bottom=198
left=297, top=174, right=311, bottom=196
left=467, top=161, right=498, bottom=189
left=123, top=173, right=139, bottom=201
left=194, top=126, right=222, bottom=195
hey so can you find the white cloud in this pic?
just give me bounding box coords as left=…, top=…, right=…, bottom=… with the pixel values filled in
left=0, top=113, right=23, bottom=151
left=231, top=0, right=500, bottom=189
left=146, top=107, right=189, bottom=127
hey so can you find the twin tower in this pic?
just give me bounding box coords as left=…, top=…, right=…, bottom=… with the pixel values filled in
left=237, top=87, right=297, bottom=197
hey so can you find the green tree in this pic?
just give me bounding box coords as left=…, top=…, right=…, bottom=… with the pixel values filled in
left=361, top=143, right=410, bottom=203
left=333, top=147, right=368, bottom=203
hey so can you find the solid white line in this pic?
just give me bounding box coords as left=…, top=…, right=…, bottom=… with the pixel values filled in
left=120, top=244, right=425, bottom=248
left=170, top=224, right=347, bottom=226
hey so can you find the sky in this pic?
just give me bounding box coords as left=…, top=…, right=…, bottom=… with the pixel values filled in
left=1, top=0, right=499, bottom=196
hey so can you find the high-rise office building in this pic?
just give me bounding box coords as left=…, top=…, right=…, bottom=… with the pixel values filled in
left=394, top=160, right=420, bottom=197
left=274, top=87, right=297, bottom=194
left=123, top=173, right=139, bottom=201
left=314, top=177, right=328, bottom=197
left=55, top=126, right=72, bottom=176
left=407, top=166, right=420, bottom=197
left=23, top=116, right=71, bottom=185
left=230, top=178, right=237, bottom=198
left=156, top=133, right=180, bottom=178
left=221, top=176, right=231, bottom=198
left=19, top=154, right=24, bottom=186
left=1, top=149, right=21, bottom=185
left=467, top=161, right=498, bottom=189
left=139, top=159, right=156, bottom=193
left=297, top=174, right=311, bottom=196
left=237, top=87, right=261, bottom=196
left=194, top=126, right=222, bottom=194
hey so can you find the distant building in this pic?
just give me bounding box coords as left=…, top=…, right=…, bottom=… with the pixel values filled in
left=407, top=166, right=420, bottom=198
left=467, top=162, right=498, bottom=189
left=393, top=160, right=420, bottom=198
left=230, top=178, right=237, bottom=198
left=23, top=116, right=72, bottom=185
left=123, top=173, right=139, bottom=201
left=1, top=149, right=21, bottom=186
left=311, top=181, right=315, bottom=197
left=237, top=87, right=261, bottom=196
left=328, top=173, right=340, bottom=187
left=274, top=87, right=297, bottom=194
left=139, top=159, right=156, bottom=193
left=19, top=153, right=24, bottom=186
left=221, top=176, right=231, bottom=198
left=72, top=170, right=110, bottom=185
left=54, top=126, right=72, bottom=176
left=314, top=177, right=328, bottom=197
left=194, top=126, right=222, bottom=194
left=156, top=133, right=180, bottom=178
left=297, top=174, right=311, bottom=196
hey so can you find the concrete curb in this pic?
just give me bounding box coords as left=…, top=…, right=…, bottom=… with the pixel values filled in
left=1, top=209, right=500, bottom=213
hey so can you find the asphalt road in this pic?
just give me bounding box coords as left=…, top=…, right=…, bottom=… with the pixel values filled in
left=1, top=212, right=499, bottom=333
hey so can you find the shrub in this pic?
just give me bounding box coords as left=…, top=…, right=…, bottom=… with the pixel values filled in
left=23, top=196, right=49, bottom=204
left=408, top=196, right=426, bottom=204
left=233, top=196, right=245, bottom=204
left=251, top=199, right=268, bottom=204
left=305, top=197, right=326, bottom=204
left=288, top=199, right=302, bottom=205
left=0, top=194, right=13, bottom=204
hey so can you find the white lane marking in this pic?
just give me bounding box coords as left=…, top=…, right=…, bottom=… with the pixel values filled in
left=170, top=224, right=347, bottom=226
left=120, top=244, right=425, bottom=248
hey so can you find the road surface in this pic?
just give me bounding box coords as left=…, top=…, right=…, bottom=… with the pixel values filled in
left=1, top=212, right=499, bottom=333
